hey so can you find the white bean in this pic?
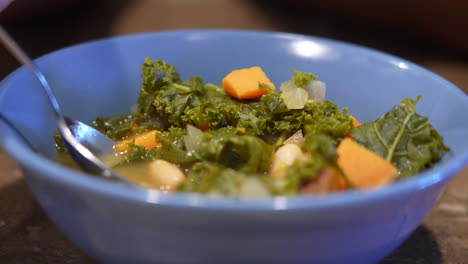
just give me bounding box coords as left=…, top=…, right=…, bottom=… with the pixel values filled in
left=148, top=159, right=186, bottom=191
left=269, top=143, right=307, bottom=179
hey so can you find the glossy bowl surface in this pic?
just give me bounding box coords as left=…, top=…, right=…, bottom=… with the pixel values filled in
left=1, top=30, right=467, bottom=264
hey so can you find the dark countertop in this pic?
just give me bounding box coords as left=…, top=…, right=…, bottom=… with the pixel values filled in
left=0, top=1, right=467, bottom=263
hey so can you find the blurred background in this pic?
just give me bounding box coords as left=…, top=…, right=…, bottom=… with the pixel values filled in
left=0, top=0, right=467, bottom=263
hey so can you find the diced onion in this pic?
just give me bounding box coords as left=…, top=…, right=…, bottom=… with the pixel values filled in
left=280, top=80, right=309, bottom=109
left=284, top=129, right=304, bottom=146
left=305, top=80, right=326, bottom=102
left=184, top=124, right=204, bottom=152
left=279, top=79, right=297, bottom=92
left=280, top=79, right=326, bottom=109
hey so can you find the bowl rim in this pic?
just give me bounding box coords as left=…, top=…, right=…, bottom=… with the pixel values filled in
left=1, top=29, right=468, bottom=211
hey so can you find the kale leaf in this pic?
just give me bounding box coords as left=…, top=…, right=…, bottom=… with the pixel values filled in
left=268, top=98, right=353, bottom=139
left=302, top=101, right=353, bottom=139
left=179, top=162, right=245, bottom=194
left=352, top=96, right=450, bottom=177
left=92, top=115, right=142, bottom=140
left=134, top=59, right=353, bottom=139
left=179, top=162, right=271, bottom=196
left=138, top=58, right=181, bottom=115
left=115, top=127, right=196, bottom=165
left=116, top=143, right=158, bottom=165
left=155, top=127, right=197, bottom=164
left=196, top=130, right=274, bottom=174
left=291, top=69, right=317, bottom=88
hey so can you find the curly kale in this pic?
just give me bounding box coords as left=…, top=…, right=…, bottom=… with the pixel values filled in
left=291, top=69, right=317, bottom=88
left=53, top=58, right=450, bottom=197
left=352, top=96, right=450, bottom=177
left=179, top=162, right=271, bottom=196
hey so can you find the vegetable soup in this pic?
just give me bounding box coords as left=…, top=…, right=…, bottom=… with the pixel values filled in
left=55, top=59, right=450, bottom=197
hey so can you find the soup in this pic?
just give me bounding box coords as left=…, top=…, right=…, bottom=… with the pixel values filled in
left=55, top=58, right=450, bottom=197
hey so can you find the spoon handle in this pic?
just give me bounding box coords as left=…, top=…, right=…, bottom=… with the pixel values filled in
left=0, top=25, right=63, bottom=120
left=0, top=26, right=133, bottom=185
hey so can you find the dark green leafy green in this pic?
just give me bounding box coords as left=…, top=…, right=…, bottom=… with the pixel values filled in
left=291, top=69, right=317, bottom=88
left=54, top=58, right=450, bottom=197
left=352, top=96, right=450, bottom=177
left=258, top=82, right=274, bottom=91
left=116, top=143, right=158, bottom=165
left=115, top=127, right=196, bottom=165
left=92, top=115, right=141, bottom=140
left=303, top=103, right=353, bottom=139
left=271, top=100, right=353, bottom=138
left=154, top=127, right=197, bottom=164
left=138, top=58, right=181, bottom=115
left=178, top=162, right=221, bottom=193
left=91, top=113, right=168, bottom=141
left=136, top=59, right=352, bottom=137
left=179, top=162, right=271, bottom=196
left=114, top=125, right=274, bottom=175
left=197, top=132, right=274, bottom=173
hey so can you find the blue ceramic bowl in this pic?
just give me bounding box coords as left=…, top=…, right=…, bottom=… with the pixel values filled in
left=1, top=30, right=467, bottom=264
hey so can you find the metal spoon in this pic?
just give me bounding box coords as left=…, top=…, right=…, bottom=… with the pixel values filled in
left=0, top=26, right=131, bottom=184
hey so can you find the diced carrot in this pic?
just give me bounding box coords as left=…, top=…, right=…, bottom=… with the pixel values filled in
left=196, top=121, right=211, bottom=131
left=114, top=130, right=162, bottom=153
left=222, top=66, right=275, bottom=100
left=346, top=116, right=362, bottom=138
left=351, top=115, right=361, bottom=127
left=336, top=138, right=399, bottom=189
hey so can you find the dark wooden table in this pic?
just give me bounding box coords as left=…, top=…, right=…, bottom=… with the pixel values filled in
left=1, top=1, right=467, bottom=263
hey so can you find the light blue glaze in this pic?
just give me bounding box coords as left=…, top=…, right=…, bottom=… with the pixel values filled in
left=0, top=30, right=467, bottom=264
